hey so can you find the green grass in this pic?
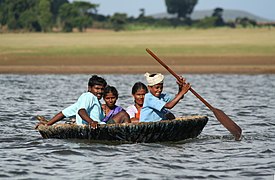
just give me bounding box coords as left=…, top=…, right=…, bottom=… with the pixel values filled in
left=1, top=28, right=275, bottom=57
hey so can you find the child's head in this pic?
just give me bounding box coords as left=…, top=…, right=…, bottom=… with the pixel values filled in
left=132, top=82, right=148, bottom=95
left=88, top=75, right=107, bottom=87
left=144, top=72, right=164, bottom=97
left=88, top=75, right=107, bottom=100
left=132, top=82, right=148, bottom=106
left=103, top=85, right=118, bottom=108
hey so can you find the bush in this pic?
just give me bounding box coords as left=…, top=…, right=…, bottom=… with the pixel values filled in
left=193, top=17, right=217, bottom=28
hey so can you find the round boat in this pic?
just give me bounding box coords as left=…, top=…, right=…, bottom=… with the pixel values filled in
left=36, top=115, right=208, bottom=143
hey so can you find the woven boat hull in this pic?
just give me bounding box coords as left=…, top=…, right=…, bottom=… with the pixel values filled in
left=37, top=116, right=208, bottom=143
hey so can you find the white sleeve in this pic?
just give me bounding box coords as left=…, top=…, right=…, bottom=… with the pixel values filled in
left=126, top=105, right=137, bottom=118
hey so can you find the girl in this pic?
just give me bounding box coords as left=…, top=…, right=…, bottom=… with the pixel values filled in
left=102, top=85, right=130, bottom=124
left=126, top=82, right=148, bottom=123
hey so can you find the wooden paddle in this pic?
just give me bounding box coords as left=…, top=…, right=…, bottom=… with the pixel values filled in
left=146, top=48, right=242, bottom=140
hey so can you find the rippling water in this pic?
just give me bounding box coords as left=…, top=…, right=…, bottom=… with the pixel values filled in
left=0, top=74, right=274, bottom=179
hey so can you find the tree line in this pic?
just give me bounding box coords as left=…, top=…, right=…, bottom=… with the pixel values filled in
left=0, top=0, right=97, bottom=32
left=0, top=0, right=269, bottom=33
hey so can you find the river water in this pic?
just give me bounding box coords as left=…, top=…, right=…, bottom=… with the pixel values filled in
left=0, top=74, right=274, bottom=179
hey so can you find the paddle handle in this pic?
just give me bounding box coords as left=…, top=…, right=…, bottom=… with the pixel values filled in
left=146, top=48, right=215, bottom=111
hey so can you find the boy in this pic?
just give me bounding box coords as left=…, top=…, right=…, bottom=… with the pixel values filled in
left=37, top=75, right=107, bottom=129
left=139, top=72, right=190, bottom=122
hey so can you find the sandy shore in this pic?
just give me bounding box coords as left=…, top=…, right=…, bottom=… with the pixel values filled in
left=1, top=55, right=275, bottom=74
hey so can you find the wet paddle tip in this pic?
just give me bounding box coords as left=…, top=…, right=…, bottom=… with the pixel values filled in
left=234, top=133, right=242, bottom=141
left=213, top=108, right=242, bottom=141
left=235, top=127, right=243, bottom=141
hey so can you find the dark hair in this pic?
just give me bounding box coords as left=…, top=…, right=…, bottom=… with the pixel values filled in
left=88, top=75, right=107, bottom=87
left=103, top=85, right=119, bottom=99
left=132, top=82, right=148, bottom=95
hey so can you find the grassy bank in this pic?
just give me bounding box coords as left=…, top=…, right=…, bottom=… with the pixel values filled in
left=0, top=28, right=275, bottom=74
left=1, top=28, right=275, bottom=57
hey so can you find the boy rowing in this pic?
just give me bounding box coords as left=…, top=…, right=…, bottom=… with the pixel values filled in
left=140, top=72, right=190, bottom=122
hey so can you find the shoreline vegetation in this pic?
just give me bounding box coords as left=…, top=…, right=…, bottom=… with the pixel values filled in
left=1, top=28, right=275, bottom=74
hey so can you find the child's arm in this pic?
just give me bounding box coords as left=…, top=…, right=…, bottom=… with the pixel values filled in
left=164, top=83, right=190, bottom=109
left=46, top=103, right=77, bottom=126
left=46, top=112, right=65, bottom=125
left=35, top=112, right=65, bottom=128
left=78, top=109, right=98, bottom=129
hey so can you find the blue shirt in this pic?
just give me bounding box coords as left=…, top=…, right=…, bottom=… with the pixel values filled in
left=140, top=92, right=173, bottom=122
left=62, top=92, right=104, bottom=125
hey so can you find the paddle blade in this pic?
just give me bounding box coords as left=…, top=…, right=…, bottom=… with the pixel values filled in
left=213, top=108, right=242, bottom=141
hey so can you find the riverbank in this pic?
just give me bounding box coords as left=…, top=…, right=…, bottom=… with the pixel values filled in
left=1, top=28, right=274, bottom=74
left=1, top=55, right=274, bottom=74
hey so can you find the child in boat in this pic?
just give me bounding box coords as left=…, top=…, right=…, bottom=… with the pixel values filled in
left=139, top=72, right=191, bottom=122
left=102, top=85, right=130, bottom=124
left=36, top=75, right=107, bottom=129
left=126, top=82, right=148, bottom=123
